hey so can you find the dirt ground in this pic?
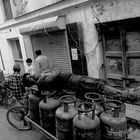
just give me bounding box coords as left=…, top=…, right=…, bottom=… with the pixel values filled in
left=0, top=106, right=47, bottom=140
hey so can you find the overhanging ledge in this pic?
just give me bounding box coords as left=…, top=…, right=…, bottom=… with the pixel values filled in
left=19, top=16, right=66, bottom=34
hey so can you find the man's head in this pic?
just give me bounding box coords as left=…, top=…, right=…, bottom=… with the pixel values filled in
left=35, top=50, right=41, bottom=57
left=13, top=64, right=20, bottom=72
left=26, top=58, right=32, bottom=66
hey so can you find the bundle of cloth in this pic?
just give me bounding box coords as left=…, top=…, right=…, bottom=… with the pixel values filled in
left=22, top=69, right=127, bottom=100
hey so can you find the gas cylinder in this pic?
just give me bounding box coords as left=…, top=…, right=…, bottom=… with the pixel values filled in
left=73, top=102, right=101, bottom=140
left=39, top=90, right=60, bottom=135
left=28, top=87, right=41, bottom=124
left=100, top=100, right=127, bottom=140
left=55, top=95, right=78, bottom=140
left=85, top=92, right=104, bottom=116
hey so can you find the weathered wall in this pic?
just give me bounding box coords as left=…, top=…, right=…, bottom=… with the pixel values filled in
left=0, top=29, right=27, bottom=75
left=91, top=0, right=140, bottom=23
left=66, top=4, right=101, bottom=78
left=66, top=0, right=140, bottom=78
left=0, top=0, right=140, bottom=76
left=0, top=38, right=14, bottom=75
left=0, top=0, right=5, bottom=24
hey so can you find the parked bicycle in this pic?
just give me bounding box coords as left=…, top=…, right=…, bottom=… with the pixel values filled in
left=6, top=86, right=58, bottom=131
left=6, top=90, right=31, bottom=131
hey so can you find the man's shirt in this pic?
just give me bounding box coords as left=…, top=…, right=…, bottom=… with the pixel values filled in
left=26, top=65, right=35, bottom=75
left=7, top=72, right=25, bottom=100
left=35, top=55, right=52, bottom=77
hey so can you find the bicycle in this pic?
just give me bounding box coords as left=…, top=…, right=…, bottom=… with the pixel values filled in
left=6, top=90, right=31, bottom=131
left=6, top=85, right=59, bottom=130
left=6, top=86, right=60, bottom=140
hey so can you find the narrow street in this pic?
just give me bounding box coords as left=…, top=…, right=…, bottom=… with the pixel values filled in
left=0, top=106, right=46, bottom=140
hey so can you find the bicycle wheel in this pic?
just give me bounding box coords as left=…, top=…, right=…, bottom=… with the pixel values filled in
left=6, top=106, right=31, bottom=131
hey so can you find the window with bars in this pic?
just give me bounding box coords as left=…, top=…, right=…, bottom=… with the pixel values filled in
left=12, top=40, right=22, bottom=60
left=10, top=39, right=25, bottom=74
left=100, top=18, right=140, bottom=88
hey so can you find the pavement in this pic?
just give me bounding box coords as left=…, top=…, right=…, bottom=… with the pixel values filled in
left=0, top=106, right=47, bottom=140
left=128, top=129, right=140, bottom=140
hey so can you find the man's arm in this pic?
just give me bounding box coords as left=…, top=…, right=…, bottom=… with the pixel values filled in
left=47, top=58, right=53, bottom=71
left=34, top=61, right=41, bottom=78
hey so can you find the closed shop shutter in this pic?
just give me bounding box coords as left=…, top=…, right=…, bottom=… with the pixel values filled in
left=31, top=31, right=72, bottom=72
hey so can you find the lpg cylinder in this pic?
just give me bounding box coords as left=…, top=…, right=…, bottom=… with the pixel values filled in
left=73, top=102, right=101, bottom=140
left=39, top=90, right=60, bottom=135
left=100, top=100, right=127, bottom=140
left=85, top=92, right=104, bottom=116
left=28, top=87, right=41, bottom=124
left=55, top=95, right=78, bottom=140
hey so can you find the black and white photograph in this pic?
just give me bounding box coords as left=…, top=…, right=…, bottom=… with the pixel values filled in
left=0, top=0, right=139, bottom=140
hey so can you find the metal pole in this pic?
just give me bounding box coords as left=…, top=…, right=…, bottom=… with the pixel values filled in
left=25, top=116, right=58, bottom=140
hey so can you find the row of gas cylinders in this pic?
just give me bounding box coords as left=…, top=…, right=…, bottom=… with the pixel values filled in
left=28, top=91, right=127, bottom=140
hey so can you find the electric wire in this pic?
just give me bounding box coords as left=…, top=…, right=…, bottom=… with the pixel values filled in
left=39, top=18, right=59, bottom=44
left=43, top=27, right=59, bottom=44
left=66, top=9, right=99, bottom=57
left=39, top=3, right=103, bottom=57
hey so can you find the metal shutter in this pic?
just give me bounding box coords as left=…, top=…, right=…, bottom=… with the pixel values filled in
left=31, top=31, right=72, bottom=72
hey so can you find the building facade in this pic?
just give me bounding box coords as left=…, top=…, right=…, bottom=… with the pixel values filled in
left=0, top=0, right=140, bottom=88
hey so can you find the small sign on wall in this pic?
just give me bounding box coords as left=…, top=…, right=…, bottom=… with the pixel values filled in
left=110, top=59, right=117, bottom=66
left=71, top=48, right=78, bottom=60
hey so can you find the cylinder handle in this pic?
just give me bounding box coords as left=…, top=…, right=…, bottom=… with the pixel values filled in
left=41, top=90, right=57, bottom=103
left=85, top=92, right=101, bottom=102
left=59, top=95, right=76, bottom=112
left=104, top=100, right=122, bottom=117
left=77, top=102, right=95, bottom=120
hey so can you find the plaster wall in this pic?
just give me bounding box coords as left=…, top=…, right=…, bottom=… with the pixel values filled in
left=0, top=38, right=14, bottom=75
left=0, top=0, right=140, bottom=76
left=0, top=29, right=27, bottom=75
left=0, top=0, right=6, bottom=24
left=66, top=0, right=140, bottom=78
